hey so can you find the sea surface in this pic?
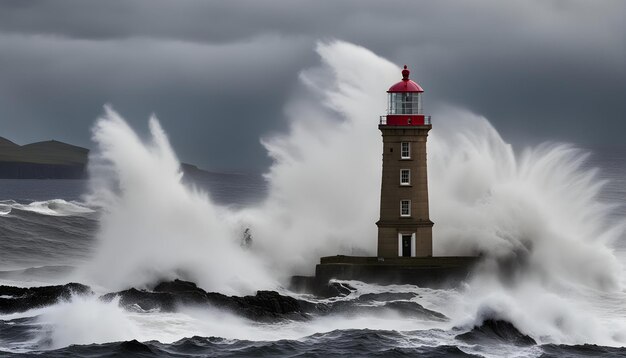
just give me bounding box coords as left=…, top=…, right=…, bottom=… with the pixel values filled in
left=0, top=146, right=625, bottom=357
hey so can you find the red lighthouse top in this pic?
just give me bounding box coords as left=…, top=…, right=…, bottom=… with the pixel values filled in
left=387, top=65, right=424, bottom=93
left=380, top=65, right=430, bottom=126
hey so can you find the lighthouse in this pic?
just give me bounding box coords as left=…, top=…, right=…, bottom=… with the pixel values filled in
left=376, top=65, right=433, bottom=258
left=298, top=65, right=476, bottom=292
left=295, top=65, right=476, bottom=291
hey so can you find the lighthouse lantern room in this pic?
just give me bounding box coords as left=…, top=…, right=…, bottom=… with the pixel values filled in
left=376, top=65, right=433, bottom=258
left=381, top=65, right=430, bottom=126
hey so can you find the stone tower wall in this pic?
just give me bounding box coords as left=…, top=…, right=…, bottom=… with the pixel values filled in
left=376, top=125, right=433, bottom=257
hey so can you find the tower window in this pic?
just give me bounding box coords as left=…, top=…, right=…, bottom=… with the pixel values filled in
left=401, top=142, right=410, bottom=159
left=400, top=169, right=410, bottom=185
left=400, top=200, right=411, bottom=217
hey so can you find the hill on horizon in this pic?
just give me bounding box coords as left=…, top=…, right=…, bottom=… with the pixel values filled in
left=0, top=136, right=88, bottom=165
left=0, top=136, right=231, bottom=180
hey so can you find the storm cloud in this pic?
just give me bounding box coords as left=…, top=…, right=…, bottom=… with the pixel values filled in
left=0, top=0, right=624, bottom=171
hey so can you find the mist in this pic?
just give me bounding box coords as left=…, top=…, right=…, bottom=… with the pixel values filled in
left=74, top=40, right=626, bottom=345
left=81, top=109, right=275, bottom=294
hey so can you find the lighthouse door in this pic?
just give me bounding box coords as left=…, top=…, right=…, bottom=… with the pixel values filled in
left=401, top=235, right=412, bottom=257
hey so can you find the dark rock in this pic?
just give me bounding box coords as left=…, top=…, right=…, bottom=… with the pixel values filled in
left=236, top=291, right=303, bottom=317
left=358, top=292, right=418, bottom=302
left=328, top=281, right=356, bottom=296
left=100, top=288, right=177, bottom=312
left=288, top=279, right=447, bottom=321
left=295, top=298, right=332, bottom=315
left=289, top=276, right=358, bottom=298
left=0, top=279, right=451, bottom=326
left=203, top=290, right=309, bottom=322
left=0, top=283, right=92, bottom=313
left=456, top=319, right=536, bottom=346
left=103, top=280, right=310, bottom=322
left=117, top=340, right=154, bottom=354
left=102, top=280, right=212, bottom=312
left=153, top=279, right=205, bottom=294
left=329, top=299, right=447, bottom=321
left=153, top=279, right=209, bottom=306
left=380, top=301, right=447, bottom=320
left=314, top=281, right=357, bottom=298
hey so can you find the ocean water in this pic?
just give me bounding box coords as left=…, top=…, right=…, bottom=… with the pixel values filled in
left=0, top=172, right=266, bottom=273
left=0, top=145, right=624, bottom=357
left=1, top=41, right=626, bottom=357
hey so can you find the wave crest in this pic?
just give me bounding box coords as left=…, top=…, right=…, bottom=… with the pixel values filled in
left=0, top=199, right=94, bottom=217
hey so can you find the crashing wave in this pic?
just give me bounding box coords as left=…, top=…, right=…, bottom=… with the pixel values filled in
left=0, top=199, right=94, bottom=217
left=75, top=40, right=626, bottom=346
left=0, top=203, right=11, bottom=215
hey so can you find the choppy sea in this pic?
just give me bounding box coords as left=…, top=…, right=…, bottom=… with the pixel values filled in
left=0, top=146, right=625, bottom=357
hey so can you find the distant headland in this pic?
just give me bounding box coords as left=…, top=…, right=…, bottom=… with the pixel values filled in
left=0, top=137, right=88, bottom=179
left=0, top=136, right=208, bottom=180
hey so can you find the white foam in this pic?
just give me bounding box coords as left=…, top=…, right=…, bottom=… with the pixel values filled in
left=31, top=293, right=451, bottom=349
left=0, top=199, right=94, bottom=217
left=80, top=109, right=277, bottom=295
left=248, top=41, right=626, bottom=345
left=0, top=204, right=10, bottom=215
left=71, top=39, right=626, bottom=347
left=36, top=295, right=139, bottom=349
left=18, top=284, right=536, bottom=358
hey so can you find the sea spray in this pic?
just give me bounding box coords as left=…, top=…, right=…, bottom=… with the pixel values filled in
left=244, top=41, right=626, bottom=343
left=0, top=199, right=94, bottom=217
left=426, top=108, right=625, bottom=343
left=81, top=108, right=275, bottom=294
left=76, top=40, right=626, bottom=345
left=236, top=42, right=397, bottom=279
left=429, top=107, right=622, bottom=288
left=37, top=296, right=138, bottom=349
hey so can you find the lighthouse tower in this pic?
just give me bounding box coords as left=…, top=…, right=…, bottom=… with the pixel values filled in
left=376, top=65, right=433, bottom=258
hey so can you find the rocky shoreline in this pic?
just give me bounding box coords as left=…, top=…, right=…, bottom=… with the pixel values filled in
left=0, top=279, right=545, bottom=354
left=0, top=279, right=448, bottom=323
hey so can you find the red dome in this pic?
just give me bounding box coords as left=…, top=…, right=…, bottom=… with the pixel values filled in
left=387, top=65, right=424, bottom=93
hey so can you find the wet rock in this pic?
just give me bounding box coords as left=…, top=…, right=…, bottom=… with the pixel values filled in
left=288, top=276, right=358, bottom=298
left=100, top=288, right=177, bottom=312
left=154, top=279, right=210, bottom=306
left=0, top=279, right=450, bottom=325
left=315, top=281, right=357, bottom=298
left=102, top=280, right=211, bottom=312
left=357, top=292, right=418, bottom=302
left=203, top=289, right=310, bottom=322
left=230, top=290, right=306, bottom=321
left=380, top=301, right=447, bottom=320
left=455, top=319, right=536, bottom=346
left=329, top=299, right=447, bottom=321
left=103, top=279, right=310, bottom=322
left=154, top=279, right=206, bottom=295
left=0, top=283, right=92, bottom=313
left=117, top=339, right=155, bottom=354
left=156, top=280, right=306, bottom=320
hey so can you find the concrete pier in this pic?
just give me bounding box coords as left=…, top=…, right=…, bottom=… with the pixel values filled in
left=290, top=255, right=479, bottom=296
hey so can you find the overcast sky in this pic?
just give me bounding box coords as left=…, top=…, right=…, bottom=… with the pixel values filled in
left=0, top=1, right=624, bottom=172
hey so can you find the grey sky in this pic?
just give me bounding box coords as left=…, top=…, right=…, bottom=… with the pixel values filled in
left=0, top=0, right=624, bottom=171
